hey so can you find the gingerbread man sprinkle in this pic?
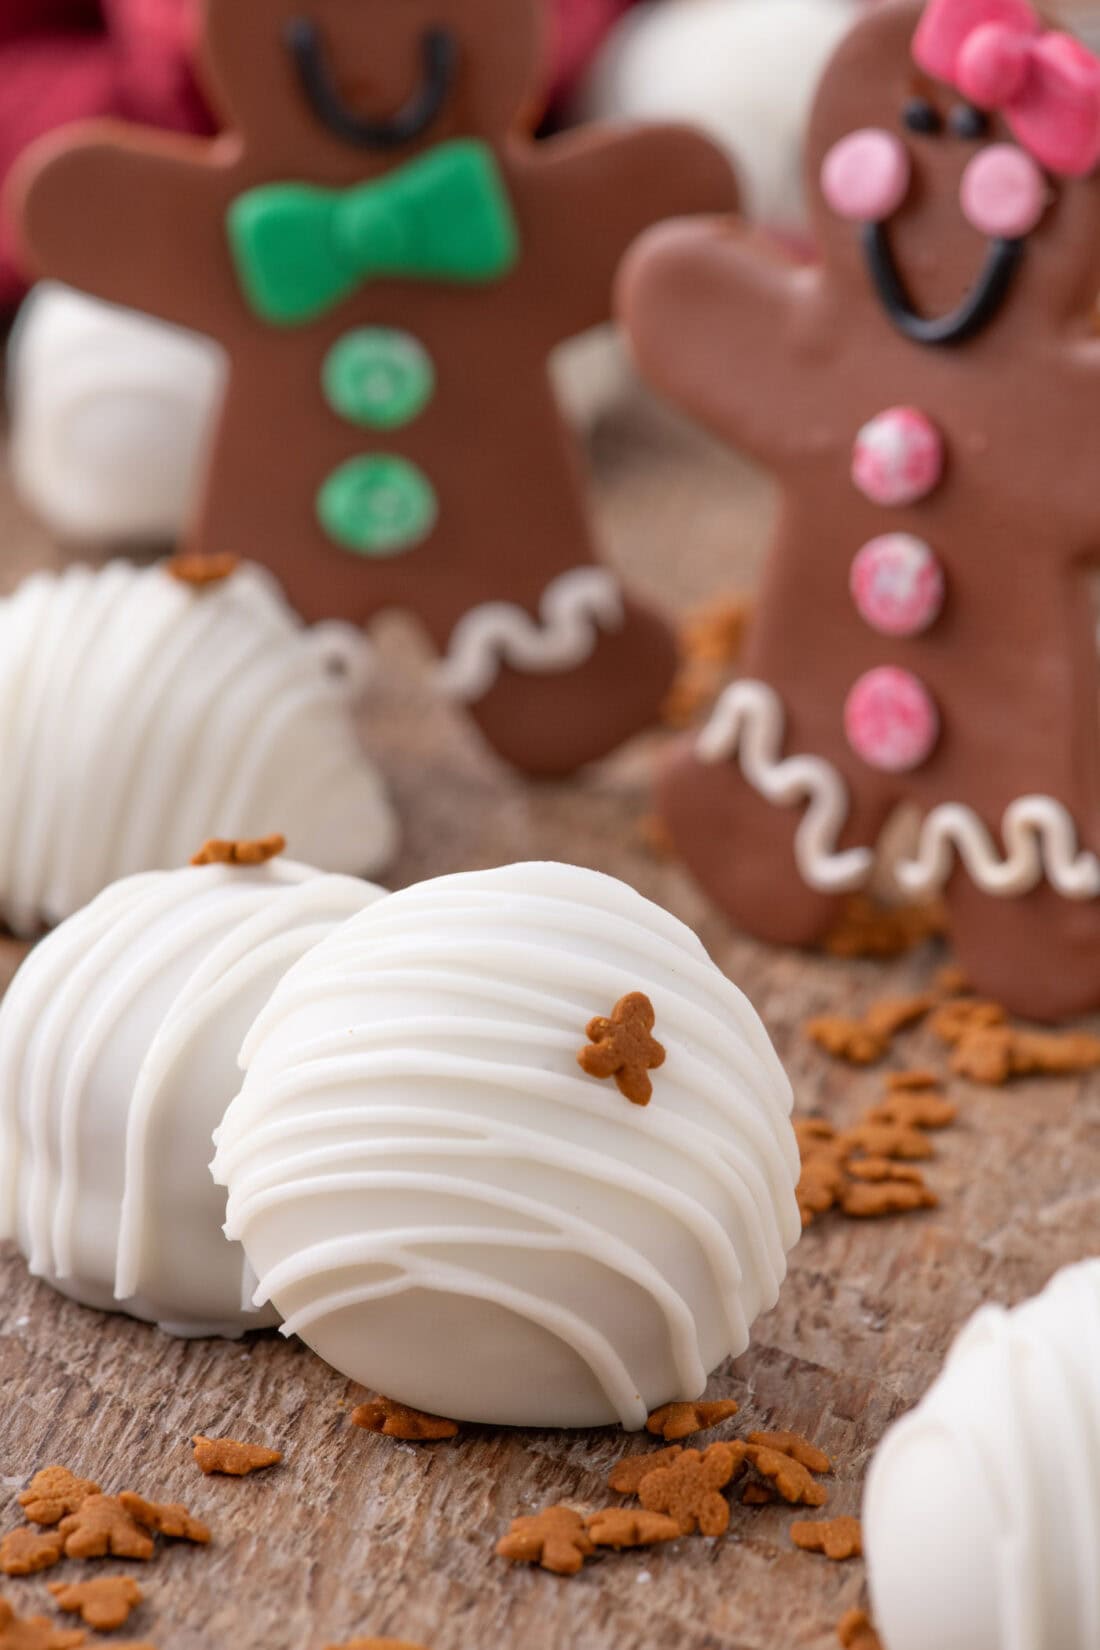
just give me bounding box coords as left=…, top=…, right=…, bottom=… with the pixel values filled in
left=495, top=1506, right=594, bottom=1577
left=190, top=834, right=286, bottom=868
left=350, top=1398, right=458, bottom=1442
left=0, top=1528, right=64, bottom=1577
left=0, top=1598, right=84, bottom=1650
left=637, top=1442, right=744, bottom=1537
left=191, top=1436, right=282, bottom=1477
left=791, top=1515, right=863, bottom=1561
left=578, top=992, right=666, bottom=1106
left=48, top=1578, right=144, bottom=1632
left=165, top=553, right=240, bottom=587
left=18, top=1467, right=101, bottom=1527
left=646, top=1400, right=739, bottom=1440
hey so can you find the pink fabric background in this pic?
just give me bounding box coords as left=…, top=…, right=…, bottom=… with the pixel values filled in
left=0, top=0, right=640, bottom=308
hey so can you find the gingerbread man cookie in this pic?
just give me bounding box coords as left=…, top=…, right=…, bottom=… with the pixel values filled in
left=10, top=0, right=736, bottom=777
left=621, top=0, right=1100, bottom=1020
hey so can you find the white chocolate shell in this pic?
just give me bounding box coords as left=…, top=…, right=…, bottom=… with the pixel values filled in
left=0, top=859, right=386, bottom=1336
left=213, top=861, right=801, bottom=1428
left=0, top=558, right=398, bottom=933
left=865, top=1258, right=1100, bottom=1650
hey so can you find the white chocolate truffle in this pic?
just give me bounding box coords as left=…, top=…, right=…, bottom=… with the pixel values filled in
left=864, top=1259, right=1100, bottom=1650
left=213, top=862, right=801, bottom=1429
left=0, top=558, right=398, bottom=933
left=0, top=859, right=386, bottom=1336
left=7, top=282, right=224, bottom=546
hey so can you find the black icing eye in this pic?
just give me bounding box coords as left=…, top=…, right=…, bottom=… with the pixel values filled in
left=949, top=103, right=989, bottom=140
left=903, top=97, right=942, bottom=135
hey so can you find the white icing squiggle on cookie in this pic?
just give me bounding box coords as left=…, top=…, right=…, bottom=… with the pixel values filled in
left=897, top=799, right=1100, bottom=900
left=696, top=681, right=873, bottom=893
left=435, top=568, right=625, bottom=702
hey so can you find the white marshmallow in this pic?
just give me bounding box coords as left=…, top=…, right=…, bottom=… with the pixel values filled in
left=574, top=0, right=860, bottom=238
left=7, top=283, right=224, bottom=547
left=213, top=861, right=801, bottom=1429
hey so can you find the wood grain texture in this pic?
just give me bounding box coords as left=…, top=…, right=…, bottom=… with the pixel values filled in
left=1, top=353, right=1098, bottom=1650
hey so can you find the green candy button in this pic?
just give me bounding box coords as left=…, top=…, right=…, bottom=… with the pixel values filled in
left=322, top=328, right=436, bottom=430
left=317, top=455, right=438, bottom=557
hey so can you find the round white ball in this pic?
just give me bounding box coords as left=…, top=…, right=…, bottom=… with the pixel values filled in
left=865, top=1259, right=1100, bottom=1650
left=575, top=0, right=859, bottom=238
left=0, top=558, right=398, bottom=932
left=7, top=282, right=224, bottom=546
left=0, top=859, right=386, bottom=1336
left=213, top=861, right=801, bottom=1428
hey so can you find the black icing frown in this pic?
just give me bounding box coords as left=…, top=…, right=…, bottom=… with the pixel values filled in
left=284, top=17, right=460, bottom=150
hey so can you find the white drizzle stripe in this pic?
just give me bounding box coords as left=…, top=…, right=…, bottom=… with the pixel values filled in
left=865, top=1260, right=1100, bottom=1650
left=897, top=798, right=1100, bottom=901
left=696, top=680, right=873, bottom=894
left=284, top=1254, right=652, bottom=1430
left=214, top=861, right=800, bottom=1429
left=217, top=1055, right=788, bottom=1291
left=0, top=860, right=384, bottom=1336
left=433, top=568, right=626, bottom=702
left=257, top=1203, right=710, bottom=1397
left=0, top=559, right=397, bottom=933
left=114, top=885, right=370, bottom=1301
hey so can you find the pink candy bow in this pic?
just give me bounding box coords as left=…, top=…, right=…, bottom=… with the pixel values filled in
left=913, top=0, right=1100, bottom=177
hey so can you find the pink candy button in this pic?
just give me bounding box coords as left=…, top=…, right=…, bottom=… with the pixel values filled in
left=844, top=667, right=940, bottom=774
left=960, top=143, right=1047, bottom=240
left=821, top=128, right=912, bottom=223
left=850, top=534, right=945, bottom=637
left=852, top=407, right=945, bottom=507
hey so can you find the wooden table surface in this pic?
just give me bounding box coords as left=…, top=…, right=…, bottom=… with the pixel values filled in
left=1, top=350, right=1098, bottom=1650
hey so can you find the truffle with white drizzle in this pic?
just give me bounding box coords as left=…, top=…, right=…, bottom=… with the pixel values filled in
left=0, top=558, right=397, bottom=934
left=864, top=1258, right=1100, bottom=1650
left=213, top=861, right=801, bottom=1428
left=0, top=856, right=386, bottom=1336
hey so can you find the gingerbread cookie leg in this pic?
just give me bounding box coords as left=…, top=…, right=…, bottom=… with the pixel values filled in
left=658, top=681, right=893, bottom=948
left=436, top=579, right=678, bottom=779
left=943, top=879, right=1100, bottom=1025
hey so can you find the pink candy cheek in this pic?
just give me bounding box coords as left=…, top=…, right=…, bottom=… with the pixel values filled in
left=960, top=144, right=1047, bottom=239
left=821, top=129, right=912, bottom=222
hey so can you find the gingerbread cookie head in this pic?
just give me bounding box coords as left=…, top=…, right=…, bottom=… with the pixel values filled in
left=808, top=0, right=1100, bottom=339
left=201, top=0, right=545, bottom=179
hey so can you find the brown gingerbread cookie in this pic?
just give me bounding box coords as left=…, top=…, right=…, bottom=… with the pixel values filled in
left=620, top=0, right=1100, bottom=1019
left=9, top=0, right=737, bottom=778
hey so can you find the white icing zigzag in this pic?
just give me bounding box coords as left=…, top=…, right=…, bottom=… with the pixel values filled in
left=213, top=861, right=801, bottom=1430
left=898, top=799, right=1100, bottom=901
left=696, top=680, right=873, bottom=893
left=434, top=568, right=625, bottom=703
left=0, top=859, right=384, bottom=1336
left=698, top=680, right=1100, bottom=903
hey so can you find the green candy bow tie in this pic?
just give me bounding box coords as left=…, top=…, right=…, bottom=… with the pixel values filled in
left=227, top=139, right=520, bottom=326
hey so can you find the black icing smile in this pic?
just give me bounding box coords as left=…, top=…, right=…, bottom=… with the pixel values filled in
left=862, top=219, right=1024, bottom=347
left=285, top=18, right=459, bottom=151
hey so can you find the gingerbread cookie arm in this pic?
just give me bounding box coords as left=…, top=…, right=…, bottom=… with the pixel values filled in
left=618, top=217, right=812, bottom=463
left=10, top=123, right=229, bottom=336
left=516, top=123, right=739, bottom=338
